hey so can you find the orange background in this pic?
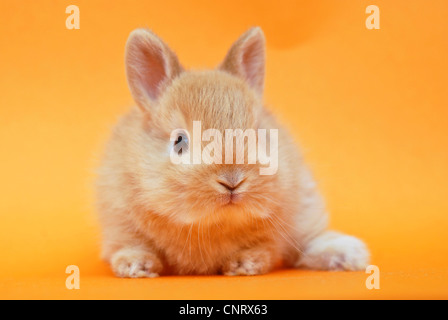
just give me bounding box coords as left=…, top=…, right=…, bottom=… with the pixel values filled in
left=1, top=0, right=447, bottom=299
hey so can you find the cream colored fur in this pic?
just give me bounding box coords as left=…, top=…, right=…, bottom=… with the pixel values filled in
left=96, top=27, right=369, bottom=277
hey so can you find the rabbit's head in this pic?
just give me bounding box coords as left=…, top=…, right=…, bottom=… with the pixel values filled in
left=124, top=27, right=284, bottom=225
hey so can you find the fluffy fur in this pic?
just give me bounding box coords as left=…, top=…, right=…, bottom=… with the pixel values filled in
left=96, top=27, right=369, bottom=277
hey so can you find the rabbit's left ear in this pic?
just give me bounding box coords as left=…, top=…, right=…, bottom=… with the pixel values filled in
left=219, top=27, right=266, bottom=96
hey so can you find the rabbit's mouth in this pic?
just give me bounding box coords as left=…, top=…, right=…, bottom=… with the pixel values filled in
left=218, top=192, right=243, bottom=206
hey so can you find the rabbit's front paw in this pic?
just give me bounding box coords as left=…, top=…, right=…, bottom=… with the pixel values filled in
left=223, top=248, right=273, bottom=276
left=297, top=231, right=369, bottom=271
left=110, top=247, right=163, bottom=278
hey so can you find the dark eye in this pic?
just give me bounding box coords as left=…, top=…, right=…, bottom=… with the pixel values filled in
left=173, top=132, right=189, bottom=155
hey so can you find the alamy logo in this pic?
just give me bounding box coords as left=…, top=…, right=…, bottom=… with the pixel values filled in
left=365, top=5, right=380, bottom=30
left=65, top=265, right=80, bottom=289
left=169, top=121, right=278, bottom=175
left=365, top=265, right=380, bottom=289
left=65, top=5, right=80, bottom=30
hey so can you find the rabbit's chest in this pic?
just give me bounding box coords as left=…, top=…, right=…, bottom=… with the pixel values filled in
left=161, top=226, right=244, bottom=274
left=151, top=221, right=271, bottom=274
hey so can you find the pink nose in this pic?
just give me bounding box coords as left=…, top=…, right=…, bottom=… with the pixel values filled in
left=217, top=172, right=245, bottom=192
left=218, top=180, right=238, bottom=191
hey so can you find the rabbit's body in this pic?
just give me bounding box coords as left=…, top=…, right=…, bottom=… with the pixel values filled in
left=97, top=28, right=369, bottom=277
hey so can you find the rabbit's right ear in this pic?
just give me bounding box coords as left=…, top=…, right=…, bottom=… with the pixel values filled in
left=125, top=29, right=183, bottom=112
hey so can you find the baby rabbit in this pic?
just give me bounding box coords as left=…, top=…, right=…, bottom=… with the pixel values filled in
left=96, top=27, right=369, bottom=277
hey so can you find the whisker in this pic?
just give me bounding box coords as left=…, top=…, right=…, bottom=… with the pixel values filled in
left=267, top=216, right=304, bottom=256
left=197, top=217, right=208, bottom=270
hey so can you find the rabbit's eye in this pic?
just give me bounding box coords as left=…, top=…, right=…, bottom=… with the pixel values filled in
left=173, top=132, right=189, bottom=155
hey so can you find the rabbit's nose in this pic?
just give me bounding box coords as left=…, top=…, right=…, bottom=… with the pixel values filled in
left=217, top=180, right=238, bottom=191
left=217, top=173, right=246, bottom=192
